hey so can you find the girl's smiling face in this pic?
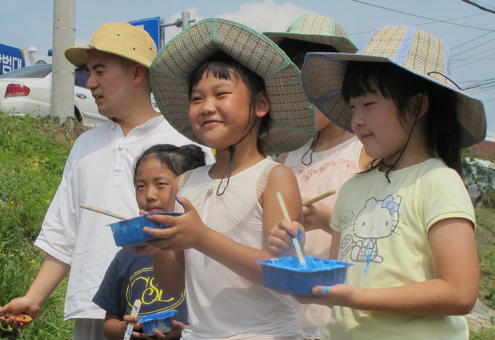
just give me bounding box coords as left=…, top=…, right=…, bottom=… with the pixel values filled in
left=350, top=91, right=411, bottom=165
left=135, top=158, right=177, bottom=213
left=189, top=71, right=265, bottom=151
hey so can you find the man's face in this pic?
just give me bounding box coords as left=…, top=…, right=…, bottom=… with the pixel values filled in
left=85, top=50, right=135, bottom=119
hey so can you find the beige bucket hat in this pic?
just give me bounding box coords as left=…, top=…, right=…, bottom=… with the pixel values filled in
left=150, top=18, right=316, bottom=155
left=264, top=14, right=358, bottom=53
left=301, top=25, right=486, bottom=148
left=65, top=22, right=157, bottom=68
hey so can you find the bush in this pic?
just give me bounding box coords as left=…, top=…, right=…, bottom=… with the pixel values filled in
left=0, top=113, right=86, bottom=339
left=462, top=149, right=495, bottom=209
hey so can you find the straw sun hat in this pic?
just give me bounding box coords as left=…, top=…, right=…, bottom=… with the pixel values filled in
left=150, top=18, right=316, bottom=155
left=65, top=22, right=157, bottom=68
left=301, top=25, right=487, bottom=148
left=264, top=14, right=358, bottom=53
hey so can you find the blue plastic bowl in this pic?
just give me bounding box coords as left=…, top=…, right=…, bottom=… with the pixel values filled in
left=139, top=310, right=178, bottom=336
left=107, top=212, right=182, bottom=247
left=256, top=256, right=353, bottom=296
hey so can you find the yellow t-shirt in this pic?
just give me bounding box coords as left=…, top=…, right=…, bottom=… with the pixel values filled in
left=327, top=158, right=475, bottom=340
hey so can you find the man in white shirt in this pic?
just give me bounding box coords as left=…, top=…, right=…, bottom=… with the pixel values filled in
left=0, top=22, right=212, bottom=340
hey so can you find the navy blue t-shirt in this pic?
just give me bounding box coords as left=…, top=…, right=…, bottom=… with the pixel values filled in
left=93, top=248, right=188, bottom=324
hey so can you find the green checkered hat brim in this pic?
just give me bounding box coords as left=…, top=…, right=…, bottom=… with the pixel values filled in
left=150, top=18, right=316, bottom=155
left=264, top=14, right=358, bottom=53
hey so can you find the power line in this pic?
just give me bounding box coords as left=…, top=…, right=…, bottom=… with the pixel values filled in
left=415, top=12, right=486, bottom=27
left=450, top=31, right=495, bottom=50
left=453, top=57, right=495, bottom=60
left=351, top=0, right=495, bottom=31
left=464, top=79, right=495, bottom=90
left=459, top=78, right=495, bottom=83
left=461, top=0, right=495, bottom=14
left=452, top=49, right=495, bottom=70
left=451, top=35, right=495, bottom=58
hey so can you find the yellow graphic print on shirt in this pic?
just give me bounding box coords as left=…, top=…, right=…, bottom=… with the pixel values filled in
left=125, top=267, right=186, bottom=315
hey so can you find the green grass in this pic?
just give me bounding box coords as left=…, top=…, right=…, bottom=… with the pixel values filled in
left=471, top=327, right=495, bottom=340
left=0, top=113, right=87, bottom=339
left=476, top=208, right=495, bottom=309
left=0, top=112, right=494, bottom=339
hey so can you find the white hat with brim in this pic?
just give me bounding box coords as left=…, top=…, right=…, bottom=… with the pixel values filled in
left=264, top=14, right=358, bottom=53
left=301, top=26, right=486, bottom=149
left=150, top=18, right=316, bottom=155
left=65, top=22, right=157, bottom=68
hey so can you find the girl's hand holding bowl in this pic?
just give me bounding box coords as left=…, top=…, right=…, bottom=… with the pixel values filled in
left=292, top=283, right=357, bottom=309
left=144, top=195, right=210, bottom=252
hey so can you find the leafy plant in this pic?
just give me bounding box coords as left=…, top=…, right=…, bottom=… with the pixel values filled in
left=462, top=149, right=495, bottom=209
left=0, top=112, right=86, bottom=339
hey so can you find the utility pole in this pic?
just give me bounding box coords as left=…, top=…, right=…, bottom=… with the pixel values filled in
left=161, top=11, right=196, bottom=47
left=52, top=0, right=75, bottom=123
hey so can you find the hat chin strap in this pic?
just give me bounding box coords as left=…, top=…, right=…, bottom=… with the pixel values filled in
left=216, top=118, right=260, bottom=196
left=427, top=71, right=462, bottom=90
left=301, top=132, right=321, bottom=165
left=382, top=93, right=424, bottom=183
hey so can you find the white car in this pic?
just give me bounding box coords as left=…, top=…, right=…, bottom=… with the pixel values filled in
left=0, top=64, right=108, bottom=127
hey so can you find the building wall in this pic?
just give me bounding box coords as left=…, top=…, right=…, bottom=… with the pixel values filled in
left=471, top=140, right=495, bottom=160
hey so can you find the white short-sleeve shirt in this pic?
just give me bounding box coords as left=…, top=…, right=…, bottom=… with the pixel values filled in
left=35, top=115, right=213, bottom=320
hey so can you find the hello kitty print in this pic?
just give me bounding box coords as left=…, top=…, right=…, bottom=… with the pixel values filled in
left=339, top=195, right=402, bottom=265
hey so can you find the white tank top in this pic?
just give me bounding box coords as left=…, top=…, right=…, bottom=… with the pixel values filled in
left=177, top=159, right=303, bottom=340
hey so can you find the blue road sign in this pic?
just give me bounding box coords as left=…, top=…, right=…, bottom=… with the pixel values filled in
left=128, top=17, right=161, bottom=49
left=0, top=44, right=25, bottom=75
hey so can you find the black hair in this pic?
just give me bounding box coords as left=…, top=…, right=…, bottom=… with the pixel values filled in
left=278, top=38, right=338, bottom=165
left=341, top=61, right=463, bottom=177
left=133, top=144, right=206, bottom=184
left=278, top=38, right=338, bottom=69
left=188, top=52, right=271, bottom=156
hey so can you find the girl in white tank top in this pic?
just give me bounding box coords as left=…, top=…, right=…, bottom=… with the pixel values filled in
left=139, top=19, right=316, bottom=339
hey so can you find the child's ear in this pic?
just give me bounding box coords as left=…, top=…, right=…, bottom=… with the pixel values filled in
left=410, top=92, right=429, bottom=119
left=255, top=91, right=271, bottom=118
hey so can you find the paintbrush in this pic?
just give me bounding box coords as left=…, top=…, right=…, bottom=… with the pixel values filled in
left=276, top=192, right=307, bottom=268
left=123, top=299, right=141, bottom=340
left=302, top=190, right=336, bottom=207
left=80, top=204, right=129, bottom=220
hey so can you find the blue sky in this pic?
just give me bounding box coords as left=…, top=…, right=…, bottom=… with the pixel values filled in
left=2, top=0, right=495, bottom=134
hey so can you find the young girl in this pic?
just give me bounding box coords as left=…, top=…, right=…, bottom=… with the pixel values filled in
left=93, top=144, right=206, bottom=340
left=270, top=26, right=485, bottom=339
left=265, top=14, right=371, bottom=339
left=140, top=18, right=315, bottom=339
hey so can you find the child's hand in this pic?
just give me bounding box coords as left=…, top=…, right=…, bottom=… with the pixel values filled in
left=122, top=315, right=146, bottom=339
left=267, top=219, right=305, bottom=257
left=144, top=320, right=186, bottom=339
left=144, top=195, right=210, bottom=251
left=292, top=284, right=357, bottom=308
left=302, top=199, right=332, bottom=232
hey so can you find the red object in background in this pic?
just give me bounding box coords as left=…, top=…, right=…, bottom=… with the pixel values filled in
left=5, top=83, right=30, bottom=97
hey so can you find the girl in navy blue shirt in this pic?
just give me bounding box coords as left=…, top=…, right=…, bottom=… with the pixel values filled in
left=93, top=144, right=206, bottom=339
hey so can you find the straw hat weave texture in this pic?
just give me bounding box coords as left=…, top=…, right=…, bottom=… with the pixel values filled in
left=65, top=22, right=157, bottom=68
left=264, top=14, right=358, bottom=53
left=150, top=18, right=316, bottom=154
left=301, top=26, right=486, bottom=148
